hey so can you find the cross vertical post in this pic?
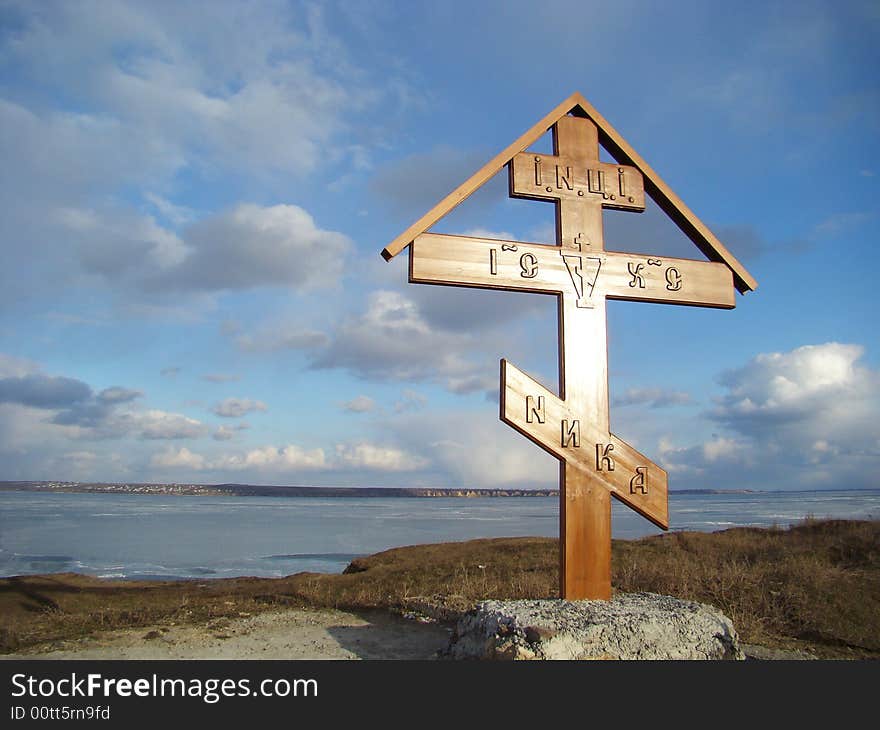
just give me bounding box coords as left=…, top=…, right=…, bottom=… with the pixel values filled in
left=553, top=116, right=612, bottom=600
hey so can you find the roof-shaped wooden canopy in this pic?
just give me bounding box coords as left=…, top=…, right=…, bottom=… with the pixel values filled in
left=381, top=91, right=757, bottom=294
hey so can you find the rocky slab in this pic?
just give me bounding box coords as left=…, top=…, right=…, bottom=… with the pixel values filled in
left=444, top=592, right=744, bottom=660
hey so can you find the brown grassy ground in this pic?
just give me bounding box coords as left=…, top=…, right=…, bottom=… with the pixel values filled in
left=1, top=518, right=877, bottom=658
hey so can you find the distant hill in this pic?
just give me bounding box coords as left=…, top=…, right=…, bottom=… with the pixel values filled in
left=0, top=481, right=558, bottom=498
left=0, top=481, right=755, bottom=497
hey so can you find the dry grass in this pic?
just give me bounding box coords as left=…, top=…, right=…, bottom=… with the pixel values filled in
left=1, top=519, right=877, bottom=658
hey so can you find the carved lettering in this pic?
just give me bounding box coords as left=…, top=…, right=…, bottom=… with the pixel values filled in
left=561, top=419, right=580, bottom=448
left=665, top=266, right=682, bottom=291
left=562, top=253, right=602, bottom=308
left=556, top=164, right=573, bottom=191
left=534, top=157, right=542, bottom=186
left=630, top=467, right=648, bottom=494
left=628, top=262, right=646, bottom=288
left=526, top=395, right=545, bottom=424
left=596, top=443, right=615, bottom=471
left=489, top=248, right=497, bottom=276
left=520, top=253, right=538, bottom=279
left=618, top=168, right=626, bottom=197
left=587, top=168, right=605, bottom=194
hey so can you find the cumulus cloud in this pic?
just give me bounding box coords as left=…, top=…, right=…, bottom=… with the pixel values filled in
left=121, top=410, right=208, bottom=440
left=151, top=447, right=206, bottom=470
left=147, top=204, right=351, bottom=293
left=312, top=289, right=478, bottom=382
left=383, top=409, right=557, bottom=488
left=61, top=205, right=187, bottom=277
left=97, top=387, right=142, bottom=404
left=2, top=2, right=384, bottom=180
left=334, top=443, right=427, bottom=471
left=0, top=357, right=205, bottom=444
left=211, top=398, right=268, bottom=419
left=149, top=439, right=428, bottom=477
left=0, top=374, right=92, bottom=409
left=213, top=423, right=249, bottom=441
left=213, top=444, right=327, bottom=471
left=0, top=2, right=411, bottom=304
left=710, top=343, right=874, bottom=437
left=660, top=343, right=880, bottom=489
left=0, top=353, right=40, bottom=378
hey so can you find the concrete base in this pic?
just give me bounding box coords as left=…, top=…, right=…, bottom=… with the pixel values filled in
left=443, top=592, right=744, bottom=660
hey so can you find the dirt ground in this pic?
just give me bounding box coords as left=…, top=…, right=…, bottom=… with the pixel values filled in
left=1, top=608, right=454, bottom=660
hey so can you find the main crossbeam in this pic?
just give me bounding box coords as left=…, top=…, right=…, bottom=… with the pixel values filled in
left=410, top=233, right=735, bottom=309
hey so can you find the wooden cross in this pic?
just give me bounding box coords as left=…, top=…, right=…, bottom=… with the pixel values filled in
left=381, top=93, right=756, bottom=600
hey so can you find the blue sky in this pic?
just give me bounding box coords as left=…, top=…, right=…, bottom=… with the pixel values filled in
left=0, top=0, right=877, bottom=491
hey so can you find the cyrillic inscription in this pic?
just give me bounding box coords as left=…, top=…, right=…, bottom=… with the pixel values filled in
left=520, top=253, right=538, bottom=279
left=628, top=262, right=645, bottom=288
left=596, top=443, right=615, bottom=471
left=665, top=266, right=682, bottom=291
left=526, top=395, right=545, bottom=424
left=556, top=165, right=573, bottom=191
left=561, top=419, right=580, bottom=447
left=630, top=466, right=648, bottom=494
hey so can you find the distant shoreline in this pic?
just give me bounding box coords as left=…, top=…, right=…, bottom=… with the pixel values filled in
left=0, top=480, right=757, bottom=498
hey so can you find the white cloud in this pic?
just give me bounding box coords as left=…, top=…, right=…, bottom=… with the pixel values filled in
left=59, top=205, right=187, bottom=276
left=0, top=354, right=40, bottom=378
left=386, top=409, right=557, bottom=488
left=211, top=398, right=268, bottom=419
left=2, top=1, right=383, bottom=181
left=711, top=343, right=873, bottom=431
left=213, top=444, right=327, bottom=471
left=122, top=410, right=208, bottom=440
left=335, top=443, right=427, bottom=471
left=151, top=447, right=206, bottom=470
left=0, top=2, right=411, bottom=304
left=661, top=343, right=880, bottom=489
left=213, top=423, right=249, bottom=441
left=312, top=289, right=478, bottom=382
left=149, top=204, right=351, bottom=293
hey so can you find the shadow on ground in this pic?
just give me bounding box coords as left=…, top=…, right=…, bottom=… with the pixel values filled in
left=324, top=610, right=452, bottom=659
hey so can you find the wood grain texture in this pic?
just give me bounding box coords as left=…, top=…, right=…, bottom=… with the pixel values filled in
left=410, top=233, right=735, bottom=309
left=500, top=359, right=668, bottom=529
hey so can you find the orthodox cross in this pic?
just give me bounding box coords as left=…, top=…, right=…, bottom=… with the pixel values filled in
left=381, top=93, right=756, bottom=600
